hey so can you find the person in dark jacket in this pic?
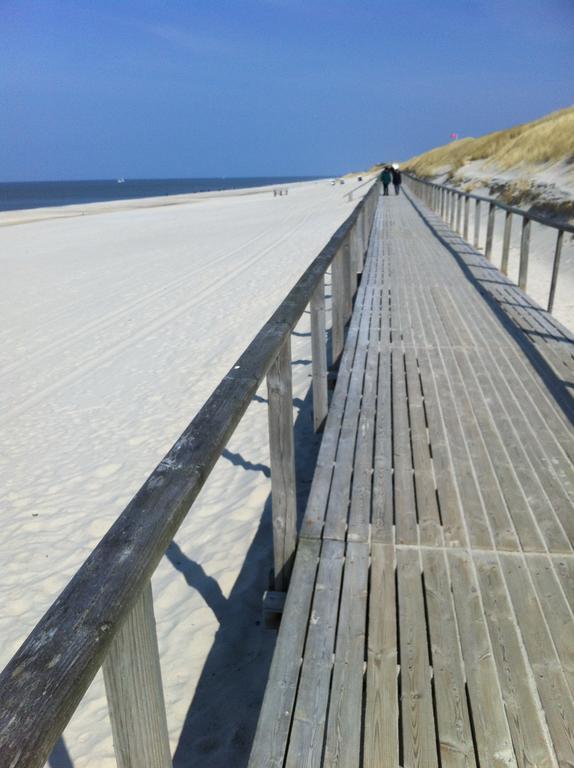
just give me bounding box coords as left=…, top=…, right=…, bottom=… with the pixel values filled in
left=392, top=165, right=402, bottom=195
left=381, top=166, right=392, bottom=196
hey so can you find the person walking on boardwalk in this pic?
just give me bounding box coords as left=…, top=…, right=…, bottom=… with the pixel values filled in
left=381, top=165, right=392, bottom=196
left=392, top=164, right=402, bottom=195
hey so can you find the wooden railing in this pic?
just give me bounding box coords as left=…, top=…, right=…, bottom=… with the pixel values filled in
left=403, top=173, right=574, bottom=314
left=0, top=180, right=380, bottom=768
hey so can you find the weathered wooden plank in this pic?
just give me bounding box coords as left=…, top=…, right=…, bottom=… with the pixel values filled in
left=553, top=555, right=574, bottom=612
left=302, top=255, right=375, bottom=539
left=436, top=284, right=574, bottom=470
left=421, top=549, right=476, bottom=767
left=500, top=553, right=574, bottom=765
left=347, top=272, right=380, bottom=542
left=248, top=539, right=320, bottom=768
left=414, top=348, right=467, bottom=549
left=447, top=551, right=517, bottom=767
left=267, top=336, right=297, bottom=590
left=474, top=554, right=557, bottom=768
left=470, top=345, right=574, bottom=548
left=436, top=344, right=520, bottom=551
left=285, top=540, right=345, bottom=768
left=364, top=543, right=399, bottom=767
left=372, top=233, right=394, bottom=541
left=452, top=347, right=551, bottom=553
left=323, top=541, right=369, bottom=767
left=421, top=348, right=493, bottom=549
left=397, top=548, right=439, bottom=767
left=323, top=275, right=377, bottom=540
left=103, top=581, right=172, bottom=768
left=392, top=347, right=418, bottom=544
left=525, top=555, right=574, bottom=698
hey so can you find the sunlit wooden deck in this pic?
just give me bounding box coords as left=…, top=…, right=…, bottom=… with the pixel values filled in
left=249, top=192, right=574, bottom=767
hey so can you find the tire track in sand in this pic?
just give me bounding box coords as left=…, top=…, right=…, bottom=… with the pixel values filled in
left=1, top=197, right=331, bottom=425
left=0, top=203, right=313, bottom=374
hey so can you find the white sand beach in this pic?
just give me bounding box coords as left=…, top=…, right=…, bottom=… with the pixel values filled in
left=0, top=177, right=370, bottom=767
left=1, top=176, right=571, bottom=767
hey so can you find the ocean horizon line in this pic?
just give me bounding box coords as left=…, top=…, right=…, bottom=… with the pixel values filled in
left=0, top=175, right=332, bottom=213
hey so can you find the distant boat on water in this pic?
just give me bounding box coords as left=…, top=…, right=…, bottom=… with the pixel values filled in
left=117, top=178, right=126, bottom=184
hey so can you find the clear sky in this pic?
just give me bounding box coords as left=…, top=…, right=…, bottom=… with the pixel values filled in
left=1, top=0, right=573, bottom=180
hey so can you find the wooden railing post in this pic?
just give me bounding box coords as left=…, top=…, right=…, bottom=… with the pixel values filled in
left=103, top=582, right=172, bottom=768
left=485, top=201, right=496, bottom=260
left=355, top=209, right=365, bottom=271
left=450, top=191, right=456, bottom=229
left=547, top=229, right=564, bottom=313
left=501, top=211, right=513, bottom=275
left=463, top=195, right=470, bottom=240
left=342, top=235, right=353, bottom=322
left=440, top=188, right=446, bottom=219
left=350, top=226, right=359, bottom=294
left=518, top=217, right=531, bottom=291
left=331, top=248, right=346, bottom=365
left=455, top=193, right=462, bottom=233
left=310, top=277, right=328, bottom=431
left=267, top=337, right=297, bottom=591
left=473, top=199, right=481, bottom=248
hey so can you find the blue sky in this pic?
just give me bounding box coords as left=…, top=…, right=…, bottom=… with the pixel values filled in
left=1, top=0, right=573, bottom=180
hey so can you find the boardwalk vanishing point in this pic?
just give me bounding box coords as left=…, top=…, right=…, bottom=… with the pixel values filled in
left=249, top=190, right=574, bottom=767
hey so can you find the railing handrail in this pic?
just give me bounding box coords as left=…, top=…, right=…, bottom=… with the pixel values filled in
left=403, top=171, right=574, bottom=234
left=344, top=173, right=379, bottom=201
left=0, top=180, right=379, bottom=767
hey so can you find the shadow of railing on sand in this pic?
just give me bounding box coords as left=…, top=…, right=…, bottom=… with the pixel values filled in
left=170, top=359, right=323, bottom=767
left=48, top=737, right=74, bottom=768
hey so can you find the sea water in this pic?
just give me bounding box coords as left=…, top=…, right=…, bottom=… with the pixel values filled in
left=0, top=177, right=321, bottom=212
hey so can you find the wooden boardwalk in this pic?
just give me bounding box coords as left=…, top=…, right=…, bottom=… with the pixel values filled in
left=249, top=192, right=574, bottom=767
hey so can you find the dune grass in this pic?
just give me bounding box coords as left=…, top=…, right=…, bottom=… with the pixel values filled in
left=404, top=105, right=574, bottom=178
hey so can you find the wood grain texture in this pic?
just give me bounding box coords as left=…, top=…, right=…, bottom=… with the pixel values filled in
left=247, top=539, right=321, bottom=768
left=267, top=336, right=297, bottom=590
left=323, top=541, right=369, bottom=768
left=103, top=581, right=172, bottom=768
left=364, top=543, right=398, bottom=768
left=311, top=276, right=328, bottom=432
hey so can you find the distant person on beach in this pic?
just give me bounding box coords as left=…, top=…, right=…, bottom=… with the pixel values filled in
left=381, top=166, right=392, bottom=196
left=392, top=165, right=402, bottom=195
